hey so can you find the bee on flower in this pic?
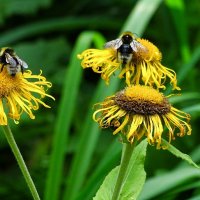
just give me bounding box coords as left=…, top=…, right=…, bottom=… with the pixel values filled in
left=0, top=47, right=28, bottom=76
left=78, top=31, right=180, bottom=90
left=0, top=48, right=55, bottom=125
left=93, top=85, right=191, bottom=148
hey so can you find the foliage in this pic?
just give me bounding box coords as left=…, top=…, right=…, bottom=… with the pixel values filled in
left=0, top=0, right=200, bottom=199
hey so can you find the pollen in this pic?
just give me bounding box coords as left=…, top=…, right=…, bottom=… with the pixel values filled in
left=135, top=38, right=162, bottom=62
left=0, top=69, right=21, bottom=97
left=124, top=85, right=164, bottom=103
left=114, top=85, right=170, bottom=115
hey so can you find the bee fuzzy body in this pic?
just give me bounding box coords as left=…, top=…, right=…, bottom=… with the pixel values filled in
left=104, top=31, right=147, bottom=66
left=0, top=47, right=28, bottom=76
left=118, top=43, right=133, bottom=65
left=6, top=61, right=21, bottom=76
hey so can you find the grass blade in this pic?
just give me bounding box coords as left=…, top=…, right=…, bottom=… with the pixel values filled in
left=63, top=70, right=120, bottom=200
left=63, top=0, right=165, bottom=199
left=138, top=167, right=200, bottom=200
left=122, top=0, right=163, bottom=34
left=44, top=31, right=103, bottom=200
left=165, top=0, right=191, bottom=62
left=178, top=46, right=200, bottom=84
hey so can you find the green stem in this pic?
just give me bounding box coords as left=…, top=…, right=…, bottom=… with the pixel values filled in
left=111, top=143, right=135, bottom=200
left=1, top=125, right=40, bottom=200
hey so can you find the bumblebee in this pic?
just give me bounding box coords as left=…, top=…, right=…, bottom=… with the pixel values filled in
left=0, top=47, right=28, bottom=76
left=104, top=31, right=147, bottom=65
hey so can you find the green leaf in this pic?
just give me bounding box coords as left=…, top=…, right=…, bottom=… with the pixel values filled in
left=62, top=0, right=165, bottom=199
left=162, top=139, right=200, bottom=169
left=177, top=46, right=200, bottom=84
left=120, top=139, right=148, bottom=200
left=76, top=140, right=121, bottom=200
left=44, top=31, right=102, bottom=200
left=169, top=92, right=200, bottom=104
left=138, top=167, right=200, bottom=200
left=93, top=139, right=148, bottom=200
left=93, top=166, right=119, bottom=200
left=62, top=33, right=121, bottom=200
left=188, top=194, right=200, bottom=200
left=165, top=0, right=190, bottom=62
left=183, top=104, right=200, bottom=116
left=122, top=0, right=164, bottom=35
left=63, top=79, right=120, bottom=200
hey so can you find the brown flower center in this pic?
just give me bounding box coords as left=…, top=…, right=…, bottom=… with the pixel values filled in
left=114, top=86, right=171, bottom=115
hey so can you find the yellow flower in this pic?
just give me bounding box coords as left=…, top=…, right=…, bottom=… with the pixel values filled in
left=78, top=33, right=180, bottom=90
left=0, top=67, right=55, bottom=125
left=78, top=48, right=118, bottom=85
left=133, top=38, right=180, bottom=90
left=93, top=85, right=191, bottom=148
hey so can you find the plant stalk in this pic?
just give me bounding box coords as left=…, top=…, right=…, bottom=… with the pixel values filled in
left=1, top=124, right=40, bottom=200
left=111, top=142, right=135, bottom=200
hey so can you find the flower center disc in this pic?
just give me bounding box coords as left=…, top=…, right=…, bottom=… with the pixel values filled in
left=114, top=85, right=170, bottom=115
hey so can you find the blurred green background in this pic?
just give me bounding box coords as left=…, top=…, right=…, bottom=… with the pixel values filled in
left=0, top=0, right=200, bottom=199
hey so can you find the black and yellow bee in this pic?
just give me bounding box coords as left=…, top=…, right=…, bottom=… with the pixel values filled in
left=0, top=47, right=28, bottom=76
left=104, top=31, right=147, bottom=65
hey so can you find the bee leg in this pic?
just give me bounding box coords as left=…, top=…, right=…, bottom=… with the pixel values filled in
left=21, top=65, right=24, bottom=74
left=0, top=64, right=5, bottom=72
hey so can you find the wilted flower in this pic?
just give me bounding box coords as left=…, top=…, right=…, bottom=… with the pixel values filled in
left=78, top=32, right=180, bottom=90
left=93, top=85, right=191, bottom=148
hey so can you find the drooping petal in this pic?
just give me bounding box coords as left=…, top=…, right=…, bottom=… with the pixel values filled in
left=0, top=68, right=55, bottom=124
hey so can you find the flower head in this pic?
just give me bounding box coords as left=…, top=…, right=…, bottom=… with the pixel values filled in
left=133, top=38, right=180, bottom=90
left=93, top=85, right=191, bottom=148
left=78, top=32, right=180, bottom=90
left=0, top=67, right=54, bottom=125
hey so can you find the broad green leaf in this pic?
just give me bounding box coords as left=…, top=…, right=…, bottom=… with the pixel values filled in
left=93, top=139, right=148, bottom=200
left=93, top=167, right=119, bottom=200
left=76, top=140, right=121, bottom=200
left=120, top=139, right=148, bottom=200
left=162, top=139, right=200, bottom=169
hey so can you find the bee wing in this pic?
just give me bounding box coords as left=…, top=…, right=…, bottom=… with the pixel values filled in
left=104, top=38, right=123, bottom=49
left=5, top=53, right=17, bottom=66
left=130, top=40, right=147, bottom=53
left=15, top=56, right=28, bottom=69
